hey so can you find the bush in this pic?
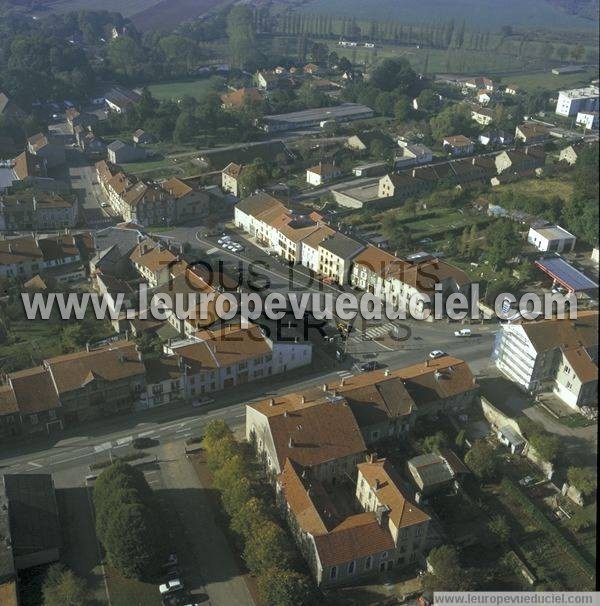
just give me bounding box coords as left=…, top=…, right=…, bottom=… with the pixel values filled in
left=465, top=440, right=498, bottom=481
left=243, top=521, right=295, bottom=575
left=42, top=564, right=89, bottom=606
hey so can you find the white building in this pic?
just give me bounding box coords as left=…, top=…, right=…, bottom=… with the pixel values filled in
left=555, top=86, right=599, bottom=117
left=306, top=162, right=341, bottom=186
left=492, top=313, right=598, bottom=410
left=575, top=111, right=599, bottom=130
left=527, top=225, right=576, bottom=253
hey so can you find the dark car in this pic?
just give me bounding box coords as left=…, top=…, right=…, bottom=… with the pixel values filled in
left=132, top=437, right=159, bottom=449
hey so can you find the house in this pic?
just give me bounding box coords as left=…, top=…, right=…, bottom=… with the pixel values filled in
left=555, top=86, right=599, bottom=117
left=220, top=87, right=263, bottom=109
left=0, top=474, right=61, bottom=572
left=471, top=106, right=494, bottom=126
left=394, top=143, right=433, bottom=167
left=559, top=142, right=586, bottom=165
left=497, top=425, right=526, bottom=454
left=407, top=450, right=469, bottom=495
left=350, top=245, right=472, bottom=315
left=107, top=140, right=147, bottom=164
left=77, top=130, right=106, bottom=156
left=464, top=77, right=497, bottom=91
left=527, top=225, right=576, bottom=253
left=493, top=312, right=598, bottom=410
left=129, top=237, right=179, bottom=287
left=306, top=162, right=341, bottom=186
left=478, top=130, right=513, bottom=146
left=515, top=122, right=550, bottom=144
left=221, top=162, right=245, bottom=196
left=442, top=135, right=474, bottom=156
left=66, top=109, right=98, bottom=134
left=254, top=70, right=279, bottom=91
left=165, top=322, right=312, bottom=399
left=303, top=63, right=320, bottom=74
left=352, top=162, right=388, bottom=177
left=91, top=224, right=145, bottom=276
left=10, top=151, right=49, bottom=187
left=104, top=86, right=141, bottom=114
left=318, top=232, right=364, bottom=285
left=161, top=177, right=211, bottom=223
left=575, top=111, right=599, bottom=130
left=346, top=131, right=393, bottom=152
left=495, top=147, right=545, bottom=174
left=0, top=92, right=25, bottom=119
left=504, top=84, right=519, bottom=95
left=133, top=129, right=155, bottom=144
left=476, top=90, right=492, bottom=104
left=300, top=225, right=336, bottom=272
left=234, top=191, right=288, bottom=243
left=27, top=133, right=65, bottom=168
left=0, top=233, right=85, bottom=281
left=0, top=189, right=78, bottom=231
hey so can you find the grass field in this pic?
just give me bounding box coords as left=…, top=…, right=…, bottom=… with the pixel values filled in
left=147, top=76, right=225, bottom=101
left=501, top=68, right=598, bottom=91
left=489, top=177, right=575, bottom=202
left=300, top=0, right=597, bottom=31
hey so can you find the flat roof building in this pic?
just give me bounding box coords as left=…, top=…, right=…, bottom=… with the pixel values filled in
left=262, top=103, right=374, bottom=132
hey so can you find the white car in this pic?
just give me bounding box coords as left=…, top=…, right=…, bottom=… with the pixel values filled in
left=217, top=236, right=231, bottom=245
left=159, top=579, right=184, bottom=595
left=429, top=350, right=446, bottom=359
left=454, top=329, right=472, bottom=338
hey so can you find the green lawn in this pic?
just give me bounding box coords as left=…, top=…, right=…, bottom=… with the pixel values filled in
left=147, top=76, right=225, bottom=101
left=105, top=566, right=162, bottom=606
left=500, top=68, right=597, bottom=92
left=488, top=177, right=575, bottom=203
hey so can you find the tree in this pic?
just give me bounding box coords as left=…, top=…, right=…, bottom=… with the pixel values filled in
left=484, top=219, right=520, bottom=270
left=370, top=58, right=418, bottom=94
left=422, top=431, right=447, bottom=453
left=227, top=5, right=256, bottom=68
left=206, top=435, right=239, bottom=472
left=42, top=564, right=90, bottom=606
left=172, top=111, right=196, bottom=143
left=244, top=521, right=295, bottom=575
left=570, top=43, right=585, bottom=62
left=567, top=467, right=597, bottom=496
left=220, top=476, right=255, bottom=516
left=310, top=42, right=328, bottom=65
left=488, top=514, right=510, bottom=544
left=556, top=45, right=569, bottom=61
left=528, top=432, right=560, bottom=463
left=465, top=440, right=498, bottom=481
left=423, top=545, right=475, bottom=592
left=258, top=568, right=317, bottom=606
left=430, top=103, right=473, bottom=141
left=416, top=88, right=439, bottom=112
left=231, top=497, right=270, bottom=540
left=237, top=159, right=270, bottom=197
left=393, top=96, right=412, bottom=121
left=203, top=419, right=233, bottom=449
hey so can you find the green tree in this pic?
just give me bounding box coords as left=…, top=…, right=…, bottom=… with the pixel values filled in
left=416, top=88, right=439, bottom=112
left=258, top=568, right=316, bottom=606
left=244, top=521, right=295, bottom=575
left=556, top=45, right=569, bottom=61
left=567, top=467, right=597, bottom=496
left=484, top=219, right=520, bottom=270
left=528, top=432, right=560, bottom=463
left=231, top=497, right=270, bottom=540
left=237, top=159, right=270, bottom=197
left=370, top=57, right=418, bottom=94
left=227, top=5, right=256, bottom=68
left=570, top=43, right=585, bottom=62
left=465, top=440, right=498, bottom=480
left=423, top=545, right=475, bottom=592
left=220, top=476, right=255, bottom=516
left=422, top=431, right=447, bottom=453
left=206, top=435, right=239, bottom=472
left=172, top=111, right=196, bottom=143
left=488, top=514, right=510, bottom=544
left=42, top=564, right=90, bottom=606
left=430, top=103, right=473, bottom=141
left=203, top=419, right=233, bottom=450
left=393, top=96, right=412, bottom=121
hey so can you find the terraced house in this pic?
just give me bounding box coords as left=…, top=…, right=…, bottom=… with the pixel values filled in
left=0, top=189, right=78, bottom=231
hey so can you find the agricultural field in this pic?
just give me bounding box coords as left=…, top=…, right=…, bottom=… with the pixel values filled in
left=497, top=68, right=597, bottom=92
left=30, top=0, right=161, bottom=18
left=147, top=76, right=226, bottom=101
left=300, top=0, right=598, bottom=31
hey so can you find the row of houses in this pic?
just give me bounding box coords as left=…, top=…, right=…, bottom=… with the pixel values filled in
left=0, top=188, right=79, bottom=231
left=234, top=191, right=471, bottom=308
left=246, top=356, right=478, bottom=586
left=95, top=160, right=212, bottom=226
left=0, top=321, right=312, bottom=440
left=378, top=145, right=546, bottom=202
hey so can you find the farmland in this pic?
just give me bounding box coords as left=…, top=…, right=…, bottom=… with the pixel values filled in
left=300, top=0, right=598, bottom=31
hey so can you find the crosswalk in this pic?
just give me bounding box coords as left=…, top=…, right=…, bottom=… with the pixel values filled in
left=349, top=321, right=399, bottom=342
left=335, top=370, right=355, bottom=382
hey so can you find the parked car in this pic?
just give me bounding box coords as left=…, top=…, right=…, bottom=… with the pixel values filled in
left=162, top=554, right=179, bottom=568
left=428, top=350, right=446, bottom=359
left=132, top=437, right=159, bottom=449
left=217, top=236, right=231, bottom=245
left=159, top=578, right=184, bottom=595
left=357, top=361, right=378, bottom=372
left=454, top=328, right=472, bottom=337
left=518, top=475, right=535, bottom=487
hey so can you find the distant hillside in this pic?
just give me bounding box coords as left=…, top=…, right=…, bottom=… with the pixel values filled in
left=299, top=0, right=599, bottom=30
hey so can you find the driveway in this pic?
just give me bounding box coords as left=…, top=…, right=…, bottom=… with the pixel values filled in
left=156, top=441, right=254, bottom=606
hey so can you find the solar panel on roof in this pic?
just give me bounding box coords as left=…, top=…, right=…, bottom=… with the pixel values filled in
left=535, top=257, right=599, bottom=292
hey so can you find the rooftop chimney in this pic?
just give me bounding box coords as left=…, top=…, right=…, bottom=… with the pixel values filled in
left=340, top=377, right=346, bottom=386
left=300, top=395, right=305, bottom=404
left=288, top=437, right=294, bottom=448
left=269, top=398, right=275, bottom=406
left=384, top=369, right=390, bottom=377
left=322, top=383, right=327, bottom=392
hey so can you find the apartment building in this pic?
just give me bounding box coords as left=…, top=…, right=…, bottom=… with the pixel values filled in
left=555, top=86, right=599, bottom=117
left=221, top=162, right=245, bottom=196
left=492, top=312, right=598, bottom=410
left=0, top=189, right=78, bottom=231
left=350, top=245, right=471, bottom=314
left=318, top=233, right=364, bottom=285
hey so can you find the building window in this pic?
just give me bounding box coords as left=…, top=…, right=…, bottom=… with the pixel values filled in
left=365, top=556, right=372, bottom=570
left=30, top=415, right=38, bottom=425
left=415, top=526, right=423, bottom=537
left=330, top=566, right=337, bottom=580
left=348, top=561, right=355, bottom=575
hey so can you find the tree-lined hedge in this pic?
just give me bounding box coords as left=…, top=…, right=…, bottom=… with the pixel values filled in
left=93, top=460, right=164, bottom=579
left=202, top=420, right=318, bottom=606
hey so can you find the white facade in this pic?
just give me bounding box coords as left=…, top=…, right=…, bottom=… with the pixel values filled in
left=527, top=225, right=576, bottom=253
left=493, top=324, right=541, bottom=391
left=575, top=111, right=599, bottom=130
left=555, top=86, right=599, bottom=117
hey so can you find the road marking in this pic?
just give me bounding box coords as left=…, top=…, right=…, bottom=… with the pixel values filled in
left=175, top=428, right=190, bottom=433
left=28, top=461, right=43, bottom=468
left=206, top=247, right=219, bottom=255
left=94, top=442, right=112, bottom=453
left=138, top=430, right=156, bottom=437
left=161, top=424, right=180, bottom=431
left=115, top=436, right=132, bottom=446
